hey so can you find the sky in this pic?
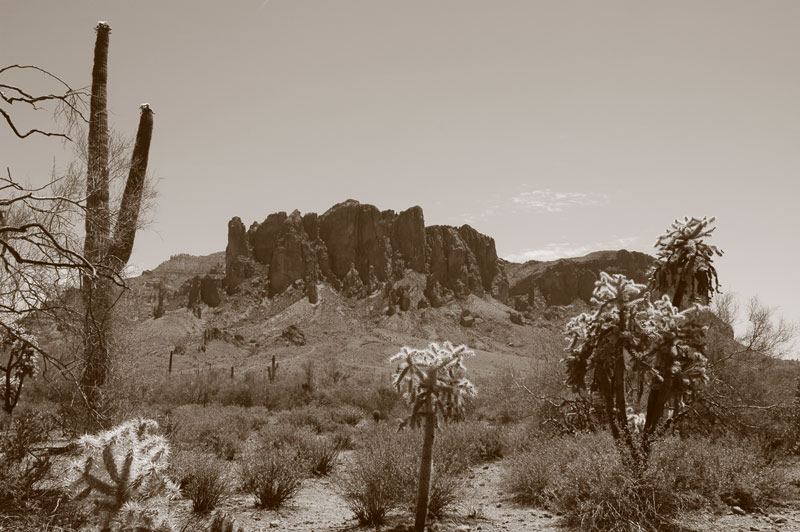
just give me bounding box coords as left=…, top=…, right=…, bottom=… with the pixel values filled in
left=2, top=1, right=800, bottom=343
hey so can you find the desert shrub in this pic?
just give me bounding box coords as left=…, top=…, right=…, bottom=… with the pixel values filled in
left=259, top=422, right=316, bottom=451
left=304, top=436, right=340, bottom=476
left=170, top=405, right=252, bottom=459
left=649, top=436, right=785, bottom=512
left=257, top=423, right=339, bottom=476
left=504, top=433, right=595, bottom=506
left=179, top=456, right=230, bottom=514
left=504, top=432, right=787, bottom=531
left=337, top=425, right=468, bottom=524
left=206, top=512, right=246, bottom=532
left=331, top=425, right=357, bottom=450
left=0, top=411, right=54, bottom=511
left=506, top=433, right=681, bottom=531
left=336, top=427, right=415, bottom=526
left=328, top=404, right=364, bottom=426
left=241, top=447, right=305, bottom=509
left=276, top=404, right=336, bottom=433
left=438, top=421, right=505, bottom=464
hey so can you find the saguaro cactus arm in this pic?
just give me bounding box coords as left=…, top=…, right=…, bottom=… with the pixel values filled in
left=108, top=104, right=154, bottom=269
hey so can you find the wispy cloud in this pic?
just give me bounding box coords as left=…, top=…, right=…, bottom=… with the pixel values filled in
left=511, top=189, right=608, bottom=213
left=504, top=237, right=638, bottom=263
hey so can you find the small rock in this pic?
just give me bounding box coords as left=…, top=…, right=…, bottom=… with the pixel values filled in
left=496, top=503, right=502, bottom=508
left=732, top=506, right=747, bottom=515
left=270, top=520, right=281, bottom=528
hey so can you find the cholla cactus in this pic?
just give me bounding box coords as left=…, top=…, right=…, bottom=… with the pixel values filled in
left=69, top=418, right=179, bottom=530
left=564, top=273, right=651, bottom=442
left=390, top=342, right=476, bottom=532
left=1, top=326, right=39, bottom=415
left=649, top=216, right=723, bottom=308
left=564, top=273, right=709, bottom=456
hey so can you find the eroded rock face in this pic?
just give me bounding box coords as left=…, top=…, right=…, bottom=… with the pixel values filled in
left=225, top=200, right=509, bottom=303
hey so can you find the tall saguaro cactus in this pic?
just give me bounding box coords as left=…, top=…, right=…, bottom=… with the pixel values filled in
left=391, top=342, right=476, bottom=532
left=82, top=22, right=154, bottom=399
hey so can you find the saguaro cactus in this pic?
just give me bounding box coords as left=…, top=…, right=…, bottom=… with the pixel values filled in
left=82, top=21, right=154, bottom=397
left=390, top=342, right=476, bottom=532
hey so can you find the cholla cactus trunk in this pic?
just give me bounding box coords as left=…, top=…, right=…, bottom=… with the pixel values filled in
left=414, top=367, right=437, bottom=532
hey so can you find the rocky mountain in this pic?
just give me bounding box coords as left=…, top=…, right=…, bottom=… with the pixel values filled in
left=129, top=201, right=655, bottom=317
left=225, top=200, right=509, bottom=308
left=116, top=202, right=661, bottom=380
left=505, top=249, right=654, bottom=309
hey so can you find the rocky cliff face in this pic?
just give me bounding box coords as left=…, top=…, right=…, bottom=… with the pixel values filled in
left=225, top=199, right=508, bottom=305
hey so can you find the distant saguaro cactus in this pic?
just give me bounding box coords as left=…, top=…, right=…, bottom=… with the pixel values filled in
left=267, top=354, right=279, bottom=382
left=391, top=342, right=476, bottom=532
left=69, top=418, right=178, bottom=530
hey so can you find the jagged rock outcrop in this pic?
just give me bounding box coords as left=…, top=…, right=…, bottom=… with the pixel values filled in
left=225, top=217, right=253, bottom=294
left=224, top=200, right=509, bottom=303
left=506, top=249, right=654, bottom=307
